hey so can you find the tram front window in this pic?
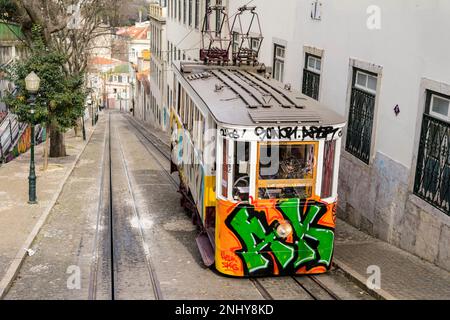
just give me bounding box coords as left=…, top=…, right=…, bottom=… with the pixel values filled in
left=258, top=143, right=317, bottom=200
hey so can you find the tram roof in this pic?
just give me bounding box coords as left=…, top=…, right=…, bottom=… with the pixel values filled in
left=173, top=61, right=346, bottom=127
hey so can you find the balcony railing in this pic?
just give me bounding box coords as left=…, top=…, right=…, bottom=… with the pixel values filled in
left=149, top=3, right=167, bottom=21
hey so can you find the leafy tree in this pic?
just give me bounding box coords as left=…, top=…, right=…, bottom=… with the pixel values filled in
left=1, top=26, right=86, bottom=158
left=0, top=0, right=132, bottom=157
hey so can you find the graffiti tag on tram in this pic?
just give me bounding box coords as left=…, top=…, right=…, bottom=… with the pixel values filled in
left=255, top=126, right=342, bottom=141
left=225, top=198, right=335, bottom=276
left=220, top=126, right=342, bottom=141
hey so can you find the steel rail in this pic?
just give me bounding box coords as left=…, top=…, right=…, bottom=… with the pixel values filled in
left=115, top=113, right=164, bottom=300
left=88, top=114, right=110, bottom=300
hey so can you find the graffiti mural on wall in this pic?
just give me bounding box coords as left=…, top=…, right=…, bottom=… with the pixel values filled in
left=5, top=126, right=46, bottom=163
left=216, top=197, right=336, bottom=277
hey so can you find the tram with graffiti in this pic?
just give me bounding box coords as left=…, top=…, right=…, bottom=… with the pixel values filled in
left=168, top=4, right=345, bottom=277
left=170, top=60, right=346, bottom=277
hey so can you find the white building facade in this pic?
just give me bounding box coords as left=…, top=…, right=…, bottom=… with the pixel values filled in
left=149, top=1, right=169, bottom=131
left=158, top=0, right=450, bottom=271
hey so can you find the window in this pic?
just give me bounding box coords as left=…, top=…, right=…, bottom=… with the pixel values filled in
left=251, top=38, right=260, bottom=53
left=215, top=1, right=222, bottom=36
left=355, top=70, right=377, bottom=94
left=174, top=0, right=177, bottom=19
left=232, top=141, right=250, bottom=202
left=205, top=0, right=211, bottom=29
left=232, top=32, right=240, bottom=53
left=321, top=140, right=336, bottom=199
left=188, top=0, right=193, bottom=26
left=188, top=98, right=194, bottom=133
left=273, top=44, right=285, bottom=82
left=345, top=69, right=377, bottom=164
left=414, top=90, right=450, bottom=215
left=221, top=138, right=230, bottom=198
left=302, top=53, right=321, bottom=100
left=183, top=0, right=187, bottom=24
left=195, top=0, right=200, bottom=28
left=307, top=55, right=321, bottom=73
left=179, top=87, right=185, bottom=120
left=219, top=139, right=250, bottom=202
left=257, top=142, right=317, bottom=200
left=429, top=94, right=450, bottom=122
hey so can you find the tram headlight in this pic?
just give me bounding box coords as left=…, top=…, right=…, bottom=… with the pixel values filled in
left=276, top=221, right=293, bottom=239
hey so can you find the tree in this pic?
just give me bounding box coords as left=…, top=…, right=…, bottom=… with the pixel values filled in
left=2, top=27, right=86, bottom=159
left=0, top=0, right=134, bottom=157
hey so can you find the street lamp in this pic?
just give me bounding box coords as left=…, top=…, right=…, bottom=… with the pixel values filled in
left=25, top=71, right=40, bottom=205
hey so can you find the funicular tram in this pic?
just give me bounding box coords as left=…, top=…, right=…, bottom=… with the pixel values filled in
left=169, top=5, right=346, bottom=277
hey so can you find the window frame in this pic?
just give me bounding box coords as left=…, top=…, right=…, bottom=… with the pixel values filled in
left=429, top=93, right=450, bottom=122
left=354, top=70, right=377, bottom=95
left=273, top=44, right=285, bottom=83
left=344, top=67, right=378, bottom=165
left=302, top=52, right=322, bottom=100
left=306, top=54, right=321, bottom=74
left=413, top=89, right=450, bottom=215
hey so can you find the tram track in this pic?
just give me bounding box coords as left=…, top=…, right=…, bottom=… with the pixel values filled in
left=88, top=112, right=110, bottom=300
left=88, top=112, right=163, bottom=300
left=124, top=113, right=345, bottom=301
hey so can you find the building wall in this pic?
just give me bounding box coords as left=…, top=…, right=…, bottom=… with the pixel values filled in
left=149, top=1, right=169, bottom=131
left=228, top=0, right=450, bottom=271
left=105, top=72, right=132, bottom=111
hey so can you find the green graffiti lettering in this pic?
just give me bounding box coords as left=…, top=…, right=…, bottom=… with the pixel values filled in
left=226, top=199, right=335, bottom=276
left=228, top=206, right=295, bottom=274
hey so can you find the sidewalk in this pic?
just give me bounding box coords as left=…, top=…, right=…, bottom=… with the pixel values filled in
left=0, top=117, right=97, bottom=298
left=334, top=219, right=450, bottom=300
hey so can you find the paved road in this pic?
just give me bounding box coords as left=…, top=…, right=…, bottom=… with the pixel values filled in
left=4, top=111, right=373, bottom=300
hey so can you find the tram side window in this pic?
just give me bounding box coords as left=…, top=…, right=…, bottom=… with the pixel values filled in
left=258, top=143, right=317, bottom=200
left=187, top=99, right=192, bottom=132
left=184, top=92, right=189, bottom=125
left=233, top=141, right=250, bottom=202
left=321, top=140, right=336, bottom=199
left=200, top=114, right=205, bottom=151
left=221, top=139, right=230, bottom=198
left=179, top=88, right=185, bottom=121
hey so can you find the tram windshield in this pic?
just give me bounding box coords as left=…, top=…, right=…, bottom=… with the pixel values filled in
left=257, top=142, right=317, bottom=200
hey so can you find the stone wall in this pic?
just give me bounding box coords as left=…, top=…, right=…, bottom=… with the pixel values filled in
left=337, top=150, right=450, bottom=272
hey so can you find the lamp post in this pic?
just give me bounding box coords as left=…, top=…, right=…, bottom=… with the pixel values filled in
left=25, top=71, right=41, bottom=205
